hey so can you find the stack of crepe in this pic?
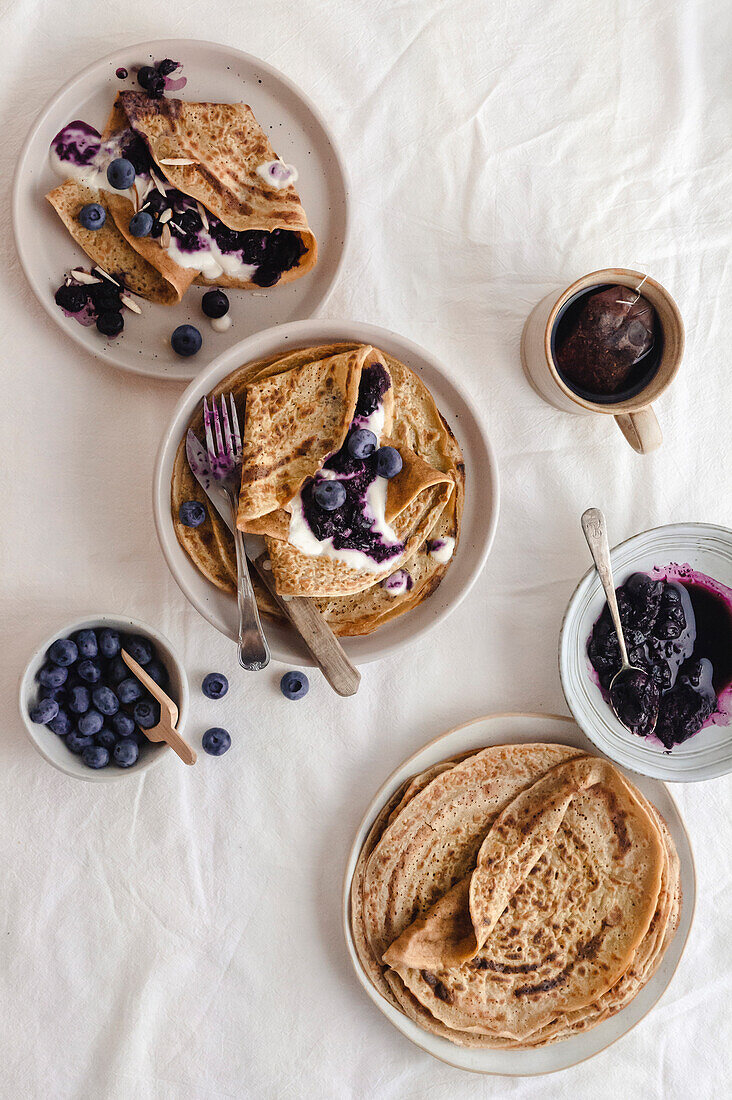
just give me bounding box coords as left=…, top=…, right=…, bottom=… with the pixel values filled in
left=46, top=92, right=317, bottom=303
left=171, top=342, right=465, bottom=635
left=351, top=744, right=681, bottom=1048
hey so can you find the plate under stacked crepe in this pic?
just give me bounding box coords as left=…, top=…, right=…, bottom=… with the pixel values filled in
left=155, top=320, right=499, bottom=664
left=344, top=714, right=694, bottom=1075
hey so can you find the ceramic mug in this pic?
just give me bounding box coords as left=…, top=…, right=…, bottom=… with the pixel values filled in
left=520, top=268, right=684, bottom=453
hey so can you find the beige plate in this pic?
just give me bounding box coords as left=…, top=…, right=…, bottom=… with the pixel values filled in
left=342, top=712, right=695, bottom=1075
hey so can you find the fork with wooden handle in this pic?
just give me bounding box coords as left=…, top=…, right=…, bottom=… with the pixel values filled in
left=121, top=649, right=197, bottom=765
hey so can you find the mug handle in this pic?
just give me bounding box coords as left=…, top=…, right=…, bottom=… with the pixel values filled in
left=614, top=406, right=662, bottom=454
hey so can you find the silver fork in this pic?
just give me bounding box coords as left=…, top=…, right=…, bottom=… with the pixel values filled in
left=203, top=394, right=270, bottom=671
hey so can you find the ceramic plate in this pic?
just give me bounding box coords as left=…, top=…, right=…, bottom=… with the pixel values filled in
left=153, top=319, right=499, bottom=666
left=13, top=39, right=349, bottom=380
left=560, top=523, right=732, bottom=781
left=342, top=712, right=694, bottom=1075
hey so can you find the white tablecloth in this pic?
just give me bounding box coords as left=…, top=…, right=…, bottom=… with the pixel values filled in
left=1, top=1, right=731, bottom=1097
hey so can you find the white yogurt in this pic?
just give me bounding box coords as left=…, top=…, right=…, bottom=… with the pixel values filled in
left=428, top=536, right=455, bottom=564
left=382, top=569, right=412, bottom=596
left=210, top=314, right=233, bottom=333
left=256, top=160, right=299, bottom=189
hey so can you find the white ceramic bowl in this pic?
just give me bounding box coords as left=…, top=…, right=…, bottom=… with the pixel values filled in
left=342, top=713, right=694, bottom=1075
left=560, top=522, right=732, bottom=782
left=19, top=614, right=189, bottom=782
left=153, top=319, right=500, bottom=666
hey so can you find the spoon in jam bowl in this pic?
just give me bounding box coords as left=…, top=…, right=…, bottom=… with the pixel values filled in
left=581, top=508, right=659, bottom=738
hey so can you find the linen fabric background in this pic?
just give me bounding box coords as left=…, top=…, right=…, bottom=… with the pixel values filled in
left=0, top=1, right=730, bottom=1097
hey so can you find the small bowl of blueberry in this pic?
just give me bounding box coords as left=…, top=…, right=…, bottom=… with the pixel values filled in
left=560, top=522, right=732, bottom=782
left=19, top=615, right=189, bottom=782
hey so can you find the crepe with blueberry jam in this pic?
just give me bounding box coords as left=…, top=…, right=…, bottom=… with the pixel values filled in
left=46, top=91, right=317, bottom=303
left=351, top=744, right=680, bottom=1048
left=171, top=343, right=464, bottom=636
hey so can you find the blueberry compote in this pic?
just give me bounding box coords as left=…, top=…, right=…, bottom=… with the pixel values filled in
left=588, top=571, right=732, bottom=749
left=300, top=364, right=403, bottom=563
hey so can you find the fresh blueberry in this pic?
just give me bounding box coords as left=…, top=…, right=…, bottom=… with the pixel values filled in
left=133, top=699, right=160, bottom=729
left=171, top=324, right=202, bottom=357
left=29, top=698, right=59, bottom=724
left=137, top=65, right=165, bottom=96
left=125, top=635, right=153, bottom=665
left=82, top=744, right=109, bottom=769
left=114, top=738, right=139, bottom=768
left=375, top=446, right=403, bottom=479
left=92, top=685, right=119, bottom=716
left=144, top=659, right=168, bottom=686
left=74, top=629, right=99, bottom=658
left=49, top=637, right=78, bottom=667
left=202, top=727, right=231, bottom=756
left=117, top=678, right=143, bottom=705
left=111, top=711, right=136, bottom=738
left=280, top=671, right=309, bottom=700
left=105, top=655, right=128, bottom=684
left=201, top=289, right=230, bottom=318
left=77, top=659, right=102, bottom=684
left=202, top=672, right=229, bottom=700
left=77, top=709, right=104, bottom=736
left=129, top=210, right=154, bottom=237
left=48, top=709, right=72, bottom=736
left=97, top=311, right=124, bottom=337
left=78, top=203, right=106, bottom=230
left=67, top=685, right=91, bottom=715
left=66, top=731, right=96, bottom=755
left=313, top=480, right=346, bottom=511
left=98, top=629, right=121, bottom=659
left=96, top=729, right=118, bottom=752
left=55, top=283, right=88, bottom=313
left=106, top=157, right=136, bottom=190
left=252, top=266, right=280, bottom=288
left=38, top=663, right=68, bottom=688
left=348, top=428, right=378, bottom=460
left=156, top=58, right=178, bottom=76
left=179, top=500, right=207, bottom=527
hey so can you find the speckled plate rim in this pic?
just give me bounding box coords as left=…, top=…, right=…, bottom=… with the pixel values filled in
left=341, top=712, right=695, bottom=1076
left=12, top=38, right=350, bottom=379
left=153, top=318, right=500, bottom=666
left=559, top=522, right=732, bottom=782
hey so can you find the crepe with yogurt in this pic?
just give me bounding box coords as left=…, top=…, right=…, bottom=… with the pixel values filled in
left=45, top=180, right=179, bottom=304
left=351, top=744, right=680, bottom=1048
left=106, top=92, right=317, bottom=292
left=170, top=343, right=464, bottom=635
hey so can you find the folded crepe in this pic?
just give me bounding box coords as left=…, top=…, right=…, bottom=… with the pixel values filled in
left=105, top=92, right=317, bottom=293
left=45, top=180, right=179, bottom=304
left=351, top=745, right=680, bottom=1048
left=235, top=346, right=454, bottom=597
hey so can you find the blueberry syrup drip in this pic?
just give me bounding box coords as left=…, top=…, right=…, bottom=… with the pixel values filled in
left=116, top=67, right=128, bottom=80
left=300, top=365, right=404, bottom=564
left=588, top=571, right=732, bottom=749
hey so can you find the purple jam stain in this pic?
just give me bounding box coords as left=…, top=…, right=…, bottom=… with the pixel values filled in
left=300, top=365, right=405, bottom=564
left=587, top=566, right=732, bottom=749
left=51, top=121, right=101, bottom=167
left=154, top=59, right=187, bottom=91
left=116, top=67, right=128, bottom=79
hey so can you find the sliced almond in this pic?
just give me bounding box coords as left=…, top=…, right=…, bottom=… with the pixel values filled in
left=158, top=157, right=198, bottom=166
left=160, top=224, right=171, bottom=248
left=70, top=269, right=102, bottom=285
left=159, top=208, right=173, bottom=224
left=120, top=293, right=142, bottom=315
left=152, top=174, right=167, bottom=196
left=169, top=222, right=185, bottom=234
left=92, top=266, right=121, bottom=287
left=196, top=201, right=209, bottom=232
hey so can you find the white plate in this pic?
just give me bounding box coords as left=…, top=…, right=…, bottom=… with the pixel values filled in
left=153, top=319, right=499, bottom=666
left=560, top=523, right=732, bottom=782
left=342, top=712, right=694, bottom=1075
left=13, top=39, right=349, bottom=380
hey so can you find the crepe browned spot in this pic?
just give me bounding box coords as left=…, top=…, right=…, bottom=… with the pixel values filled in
left=170, top=343, right=464, bottom=635
left=114, top=91, right=317, bottom=289
left=351, top=743, right=680, bottom=1049
left=45, top=180, right=179, bottom=304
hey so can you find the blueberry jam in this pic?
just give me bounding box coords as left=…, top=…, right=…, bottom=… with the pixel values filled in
left=299, top=364, right=404, bottom=564
left=54, top=269, right=128, bottom=335
left=588, top=570, right=732, bottom=748
left=51, top=121, right=101, bottom=168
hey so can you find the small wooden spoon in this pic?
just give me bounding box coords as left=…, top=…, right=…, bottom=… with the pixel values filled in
left=121, top=649, right=196, bottom=765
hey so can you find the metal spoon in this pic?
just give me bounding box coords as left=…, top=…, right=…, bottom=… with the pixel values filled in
left=581, top=508, right=659, bottom=737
